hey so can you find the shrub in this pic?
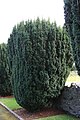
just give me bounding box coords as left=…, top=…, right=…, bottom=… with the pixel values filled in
left=8, top=19, right=73, bottom=111
left=0, top=43, right=12, bottom=96
left=58, top=84, right=80, bottom=117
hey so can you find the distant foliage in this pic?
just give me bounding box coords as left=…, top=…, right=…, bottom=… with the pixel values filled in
left=64, top=0, right=80, bottom=75
left=58, top=84, right=80, bottom=117
left=8, top=18, right=73, bottom=111
left=0, top=43, right=12, bottom=96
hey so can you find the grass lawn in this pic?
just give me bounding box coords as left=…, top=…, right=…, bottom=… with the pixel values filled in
left=67, top=71, right=80, bottom=83
left=38, top=114, right=80, bottom=120
left=0, top=97, right=22, bottom=110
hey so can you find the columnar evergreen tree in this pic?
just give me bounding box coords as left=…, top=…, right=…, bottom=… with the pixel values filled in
left=0, top=43, right=12, bottom=96
left=8, top=19, right=73, bottom=111
left=64, top=0, right=80, bottom=75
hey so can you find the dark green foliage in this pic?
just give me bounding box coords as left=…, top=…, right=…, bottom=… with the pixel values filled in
left=58, top=84, right=80, bottom=117
left=0, top=43, right=12, bottom=96
left=8, top=19, right=73, bottom=112
left=64, top=0, right=80, bottom=75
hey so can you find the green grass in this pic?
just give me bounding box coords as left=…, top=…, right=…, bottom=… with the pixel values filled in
left=0, top=97, right=22, bottom=110
left=38, top=114, right=80, bottom=120
left=67, top=71, right=80, bottom=83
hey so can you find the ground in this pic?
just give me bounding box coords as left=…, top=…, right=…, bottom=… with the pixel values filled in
left=0, top=71, right=80, bottom=120
left=14, top=108, right=64, bottom=120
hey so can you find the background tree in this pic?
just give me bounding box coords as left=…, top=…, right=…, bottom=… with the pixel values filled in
left=0, top=43, right=12, bottom=96
left=8, top=19, right=73, bottom=112
left=64, top=0, right=80, bottom=75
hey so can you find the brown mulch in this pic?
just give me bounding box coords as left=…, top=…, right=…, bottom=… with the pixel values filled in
left=14, top=107, right=65, bottom=120
left=0, top=96, right=13, bottom=98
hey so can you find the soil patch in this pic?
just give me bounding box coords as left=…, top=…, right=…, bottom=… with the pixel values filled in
left=14, top=108, right=64, bottom=120
left=0, top=96, right=13, bottom=98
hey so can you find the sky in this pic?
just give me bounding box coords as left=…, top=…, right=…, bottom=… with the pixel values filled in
left=0, top=0, right=64, bottom=44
